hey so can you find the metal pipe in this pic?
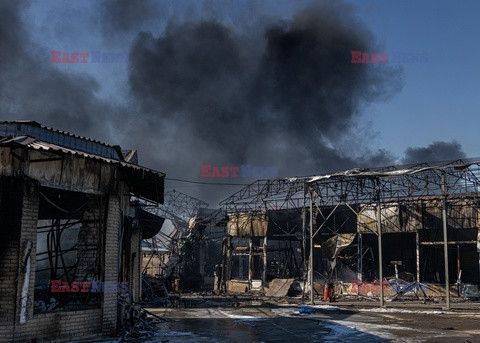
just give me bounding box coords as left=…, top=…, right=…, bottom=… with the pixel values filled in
left=441, top=173, right=450, bottom=309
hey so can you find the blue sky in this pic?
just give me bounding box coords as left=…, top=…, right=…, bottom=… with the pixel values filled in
left=357, top=0, right=480, bottom=158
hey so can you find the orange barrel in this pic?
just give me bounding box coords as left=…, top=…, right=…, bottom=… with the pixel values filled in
left=323, top=284, right=330, bottom=301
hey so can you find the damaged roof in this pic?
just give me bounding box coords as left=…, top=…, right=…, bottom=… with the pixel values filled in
left=287, top=158, right=480, bottom=182
left=0, top=120, right=123, bottom=160
left=0, top=121, right=165, bottom=203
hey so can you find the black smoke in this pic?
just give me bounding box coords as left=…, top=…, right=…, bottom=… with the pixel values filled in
left=401, top=141, right=466, bottom=165
left=0, top=0, right=467, bottom=205
left=100, top=0, right=160, bottom=39
left=125, top=2, right=402, bottom=185
left=0, top=1, right=121, bottom=143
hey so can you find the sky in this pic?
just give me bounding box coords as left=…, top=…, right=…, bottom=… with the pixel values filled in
left=1, top=0, right=479, bottom=206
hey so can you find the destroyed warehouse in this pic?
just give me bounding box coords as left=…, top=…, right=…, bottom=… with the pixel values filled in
left=0, top=121, right=165, bottom=341
left=219, top=159, right=480, bottom=304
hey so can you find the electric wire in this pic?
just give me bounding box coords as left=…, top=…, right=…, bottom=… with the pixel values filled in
left=165, top=177, right=250, bottom=186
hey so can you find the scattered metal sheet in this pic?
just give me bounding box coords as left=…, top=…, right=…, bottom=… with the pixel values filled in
left=265, top=278, right=294, bottom=297
left=320, top=233, right=356, bottom=270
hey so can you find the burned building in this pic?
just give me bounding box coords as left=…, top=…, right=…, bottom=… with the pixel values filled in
left=220, top=160, right=480, bottom=305
left=140, top=191, right=227, bottom=294
left=0, top=121, right=164, bottom=341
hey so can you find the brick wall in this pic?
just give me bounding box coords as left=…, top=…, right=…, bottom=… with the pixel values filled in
left=76, top=206, right=103, bottom=281
left=102, top=195, right=120, bottom=334
left=8, top=181, right=105, bottom=342
left=0, top=177, right=23, bottom=341
left=130, top=225, right=141, bottom=302
left=12, top=309, right=103, bottom=342
left=0, top=179, right=125, bottom=342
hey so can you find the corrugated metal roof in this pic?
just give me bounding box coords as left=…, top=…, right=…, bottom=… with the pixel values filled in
left=286, top=158, right=480, bottom=183
left=0, top=121, right=123, bottom=161
left=0, top=120, right=115, bottom=146
left=0, top=135, right=162, bottom=176
left=0, top=135, right=165, bottom=203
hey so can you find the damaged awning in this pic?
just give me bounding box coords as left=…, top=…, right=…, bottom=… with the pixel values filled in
left=0, top=135, right=165, bottom=203
left=135, top=206, right=166, bottom=239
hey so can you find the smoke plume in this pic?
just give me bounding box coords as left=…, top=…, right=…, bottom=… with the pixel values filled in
left=125, top=1, right=402, bottom=182
left=0, top=0, right=467, bottom=204
left=401, top=141, right=466, bottom=165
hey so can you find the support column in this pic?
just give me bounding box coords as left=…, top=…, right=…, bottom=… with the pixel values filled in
left=357, top=233, right=363, bottom=282
left=477, top=228, right=480, bottom=284
left=223, top=235, right=232, bottom=291
left=416, top=230, right=420, bottom=283
left=376, top=179, right=384, bottom=307
left=441, top=173, right=450, bottom=309
left=248, top=237, right=253, bottom=290
left=309, top=188, right=314, bottom=304
left=457, top=244, right=461, bottom=282
left=199, top=241, right=205, bottom=276
left=239, top=255, right=243, bottom=279
left=301, top=184, right=307, bottom=301
left=262, top=236, right=267, bottom=289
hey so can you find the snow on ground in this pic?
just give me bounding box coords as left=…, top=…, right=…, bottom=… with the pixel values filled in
left=321, top=319, right=417, bottom=342
left=269, top=304, right=414, bottom=341
left=271, top=304, right=341, bottom=316
left=218, top=310, right=265, bottom=321
left=359, top=307, right=446, bottom=315
left=321, top=320, right=393, bottom=342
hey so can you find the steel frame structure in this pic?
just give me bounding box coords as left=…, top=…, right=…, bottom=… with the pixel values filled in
left=221, top=159, right=480, bottom=212
left=220, top=158, right=480, bottom=307
left=138, top=190, right=209, bottom=229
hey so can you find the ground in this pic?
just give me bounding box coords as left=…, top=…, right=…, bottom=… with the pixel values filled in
left=111, top=296, right=480, bottom=342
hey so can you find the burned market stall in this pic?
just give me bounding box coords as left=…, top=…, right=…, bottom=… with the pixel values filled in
left=220, top=159, right=480, bottom=306
left=0, top=121, right=164, bottom=341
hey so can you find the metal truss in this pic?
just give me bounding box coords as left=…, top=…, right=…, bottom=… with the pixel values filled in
left=220, top=158, right=480, bottom=213
left=136, top=190, right=209, bottom=229
left=220, top=158, right=480, bottom=307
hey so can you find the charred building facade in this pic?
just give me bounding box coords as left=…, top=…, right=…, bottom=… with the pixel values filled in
left=0, top=121, right=164, bottom=341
